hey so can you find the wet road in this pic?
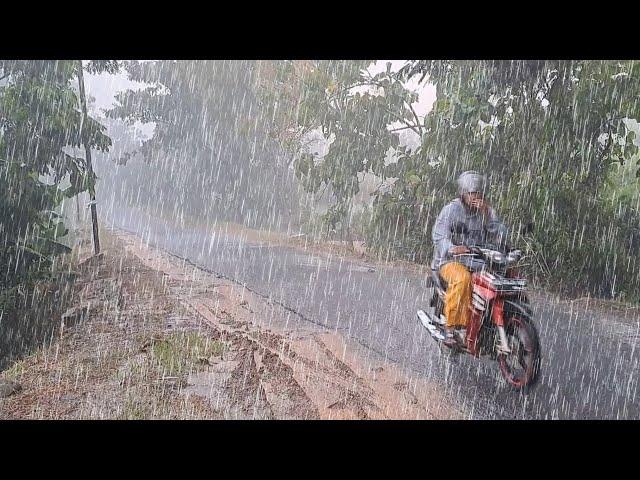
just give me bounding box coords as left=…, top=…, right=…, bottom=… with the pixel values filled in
left=107, top=206, right=640, bottom=419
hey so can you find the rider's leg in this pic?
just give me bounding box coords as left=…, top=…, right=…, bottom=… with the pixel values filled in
left=438, top=262, right=472, bottom=345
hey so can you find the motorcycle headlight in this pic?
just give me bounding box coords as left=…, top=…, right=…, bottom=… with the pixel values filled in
left=506, top=250, right=523, bottom=263
left=488, top=251, right=504, bottom=263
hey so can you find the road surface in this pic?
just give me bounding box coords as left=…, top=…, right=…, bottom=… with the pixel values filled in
left=106, top=205, right=640, bottom=419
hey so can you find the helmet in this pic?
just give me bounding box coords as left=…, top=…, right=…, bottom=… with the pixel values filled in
left=457, top=170, right=487, bottom=196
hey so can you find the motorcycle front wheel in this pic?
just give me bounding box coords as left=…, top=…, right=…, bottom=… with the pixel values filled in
left=497, top=315, right=541, bottom=389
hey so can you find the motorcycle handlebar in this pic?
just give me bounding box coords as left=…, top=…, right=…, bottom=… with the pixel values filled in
left=451, top=246, right=523, bottom=262
left=451, top=246, right=482, bottom=257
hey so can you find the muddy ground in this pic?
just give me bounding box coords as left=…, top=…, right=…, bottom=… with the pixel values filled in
left=0, top=229, right=464, bottom=420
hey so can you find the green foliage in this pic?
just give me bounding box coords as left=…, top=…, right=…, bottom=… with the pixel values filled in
left=271, top=60, right=640, bottom=298
left=394, top=60, right=640, bottom=297
left=0, top=60, right=113, bottom=291
left=257, top=61, right=421, bottom=236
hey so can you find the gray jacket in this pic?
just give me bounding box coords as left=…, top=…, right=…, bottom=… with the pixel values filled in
left=431, top=198, right=509, bottom=270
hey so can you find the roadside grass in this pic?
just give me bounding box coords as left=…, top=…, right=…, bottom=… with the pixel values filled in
left=2, top=358, right=28, bottom=381
left=150, top=331, right=225, bottom=377
left=121, top=396, right=150, bottom=420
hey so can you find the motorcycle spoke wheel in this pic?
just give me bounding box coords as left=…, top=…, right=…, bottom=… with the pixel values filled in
left=498, top=316, right=540, bottom=389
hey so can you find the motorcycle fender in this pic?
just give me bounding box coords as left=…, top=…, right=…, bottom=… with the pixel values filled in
left=503, top=298, right=533, bottom=320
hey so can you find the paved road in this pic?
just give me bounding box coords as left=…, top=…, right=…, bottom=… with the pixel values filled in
left=106, top=206, right=640, bottom=419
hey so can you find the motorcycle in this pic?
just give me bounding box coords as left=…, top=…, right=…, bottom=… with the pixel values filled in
left=417, top=242, right=542, bottom=390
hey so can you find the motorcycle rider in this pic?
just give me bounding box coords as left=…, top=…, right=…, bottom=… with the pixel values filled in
left=432, top=171, right=509, bottom=348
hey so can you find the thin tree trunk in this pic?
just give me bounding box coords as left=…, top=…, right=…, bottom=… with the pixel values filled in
left=76, top=60, right=100, bottom=255
left=75, top=193, right=81, bottom=225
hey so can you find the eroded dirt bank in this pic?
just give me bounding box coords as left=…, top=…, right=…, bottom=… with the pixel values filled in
left=0, top=229, right=464, bottom=419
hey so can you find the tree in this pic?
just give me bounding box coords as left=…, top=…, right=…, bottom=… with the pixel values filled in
left=255, top=60, right=423, bottom=238
left=0, top=60, right=113, bottom=288
left=264, top=59, right=640, bottom=297
left=76, top=60, right=103, bottom=254
left=385, top=60, right=640, bottom=296
left=108, top=60, right=299, bottom=229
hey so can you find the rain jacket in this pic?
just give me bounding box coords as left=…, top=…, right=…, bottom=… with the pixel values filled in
left=431, top=198, right=509, bottom=270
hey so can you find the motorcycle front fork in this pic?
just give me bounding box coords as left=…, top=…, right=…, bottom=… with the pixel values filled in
left=467, top=303, right=512, bottom=356
left=493, top=300, right=512, bottom=354
left=496, top=326, right=512, bottom=354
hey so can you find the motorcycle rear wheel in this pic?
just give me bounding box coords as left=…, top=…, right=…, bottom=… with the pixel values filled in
left=497, top=315, right=541, bottom=389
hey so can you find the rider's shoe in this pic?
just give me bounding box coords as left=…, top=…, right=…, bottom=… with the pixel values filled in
left=443, top=328, right=457, bottom=348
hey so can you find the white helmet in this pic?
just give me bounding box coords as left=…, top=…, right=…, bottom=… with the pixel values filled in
left=457, top=170, right=487, bottom=195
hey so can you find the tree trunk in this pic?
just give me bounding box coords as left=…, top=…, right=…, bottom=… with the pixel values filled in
left=76, top=61, right=100, bottom=255
left=75, top=193, right=81, bottom=225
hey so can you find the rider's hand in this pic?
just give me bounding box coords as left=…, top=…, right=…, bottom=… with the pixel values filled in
left=471, top=198, right=491, bottom=216
left=449, top=245, right=471, bottom=255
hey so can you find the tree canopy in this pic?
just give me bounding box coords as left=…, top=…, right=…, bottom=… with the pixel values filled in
left=0, top=60, right=114, bottom=288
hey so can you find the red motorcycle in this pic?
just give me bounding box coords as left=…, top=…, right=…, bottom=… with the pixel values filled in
left=417, top=245, right=542, bottom=389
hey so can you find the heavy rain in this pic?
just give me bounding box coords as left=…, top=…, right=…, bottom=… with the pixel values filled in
left=0, top=59, right=638, bottom=419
